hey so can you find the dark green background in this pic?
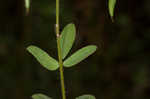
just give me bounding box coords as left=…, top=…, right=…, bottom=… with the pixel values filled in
left=0, top=0, right=150, bottom=99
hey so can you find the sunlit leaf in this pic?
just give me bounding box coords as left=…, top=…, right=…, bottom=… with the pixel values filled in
left=108, top=0, right=116, bottom=21
left=63, top=45, right=97, bottom=67
left=27, top=45, right=59, bottom=71
left=32, top=93, right=52, bottom=99
left=60, top=23, right=76, bottom=59
left=76, top=94, right=96, bottom=99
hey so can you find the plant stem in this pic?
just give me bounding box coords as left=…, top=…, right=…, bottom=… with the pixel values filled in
left=56, top=0, right=66, bottom=99
left=57, top=38, right=66, bottom=99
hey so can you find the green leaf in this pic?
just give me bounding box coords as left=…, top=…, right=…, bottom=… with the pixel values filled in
left=108, top=0, right=116, bottom=21
left=76, top=94, right=96, bottom=99
left=32, top=93, right=52, bottom=99
left=25, top=0, right=30, bottom=14
left=60, top=23, right=76, bottom=59
left=63, top=45, right=97, bottom=67
left=27, top=45, right=59, bottom=71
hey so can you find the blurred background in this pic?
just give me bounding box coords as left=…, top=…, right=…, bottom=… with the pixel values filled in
left=0, top=0, right=150, bottom=99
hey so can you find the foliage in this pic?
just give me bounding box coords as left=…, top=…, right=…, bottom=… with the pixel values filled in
left=76, top=95, right=96, bottom=99
left=60, top=23, right=76, bottom=59
left=32, top=94, right=96, bottom=99
left=26, top=0, right=119, bottom=98
left=27, top=45, right=59, bottom=71
left=27, top=24, right=97, bottom=70
left=63, top=45, right=97, bottom=67
left=27, top=23, right=97, bottom=99
left=32, top=94, right=52, bottom=99
left=108, top=0, right=116, bottom=21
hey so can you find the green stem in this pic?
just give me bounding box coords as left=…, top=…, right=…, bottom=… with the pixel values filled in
left=57, top=38, right=66, bottom=99
left=56, top=0, right=66, bottom=99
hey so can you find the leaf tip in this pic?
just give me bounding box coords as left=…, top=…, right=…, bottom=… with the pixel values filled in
left=91, top=45, right=98, bottom=52
left=67, top=23, right=76, bottom=31
left=69, top=23, right=75, bottom=26
left=26, top=45, right=34, bottom=52
left=26, top=45, right=32, bottom=51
